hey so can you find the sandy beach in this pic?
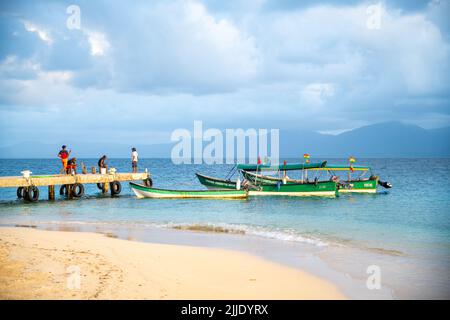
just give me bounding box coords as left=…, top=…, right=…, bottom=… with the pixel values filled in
left=0, top=227, right=345, bottom=300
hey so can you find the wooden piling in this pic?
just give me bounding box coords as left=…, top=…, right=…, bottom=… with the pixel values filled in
left=67, top=184, right=73, bottom=199
left=48, top=185, right=55, bottom=200
left=102, top=182, right=109, bottom=194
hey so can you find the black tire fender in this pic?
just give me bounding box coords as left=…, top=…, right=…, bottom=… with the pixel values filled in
left=60, top=185, right=68, bottom=195
left=72, top=183, right=85, bottom=198
left=110, top=181, right=122, bottom=195
left=25, top=186, right=39, bottom=202
left=17, top=187, right=25, bottom=199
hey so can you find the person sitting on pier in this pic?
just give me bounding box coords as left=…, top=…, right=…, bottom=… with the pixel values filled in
left=98, top=155, right=108, bottom=174
left=66, top=157, right=77, bottom=175
left=58, top=145, right=71, bottom=174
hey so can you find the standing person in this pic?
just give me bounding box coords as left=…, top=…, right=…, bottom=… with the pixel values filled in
left=98, top=155, right=108, bottom=174
left=58, top=145, right=71, bottom=174
left=131, top=147, right=138, bottom=173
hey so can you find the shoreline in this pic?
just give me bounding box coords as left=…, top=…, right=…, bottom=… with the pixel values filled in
left=0, top=222, right=396, bottom=299
left=0, top=226, right=346, bottom=300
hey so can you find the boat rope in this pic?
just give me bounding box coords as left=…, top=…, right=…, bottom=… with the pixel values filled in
left=225, top=165, right=237, bottom=180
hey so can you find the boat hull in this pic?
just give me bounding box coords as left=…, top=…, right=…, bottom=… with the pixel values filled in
left=195, top=173, right=237, bottom=190
left=248, top=190, right=336, bottom=196
left=243, top=171, right=378, bottom=194
left=241, top=171, right=338, bottom=196
left=339, top=179, right=378, bottom=193
left=249, top=180, right=338, bottom=197
left=130, top=182, right=247, bottom=199
left=196, top=172, right=338, bottom=196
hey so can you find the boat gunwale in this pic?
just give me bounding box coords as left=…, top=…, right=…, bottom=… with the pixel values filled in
left=236, top=161, right=327, bottom=172
left=195, top=172, right=236, bottom=185
left=309, top=164, right=371, bottom=171
left=241, top=170, right=337, bottom=186
left=129, top=182, right=245, bottom=194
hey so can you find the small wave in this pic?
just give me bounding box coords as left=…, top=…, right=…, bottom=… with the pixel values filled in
left=99, top=231, right=118, bottom=238
left=366, top=247, right=405, bottom=257
left=171, top=224, right=245, bottom=235
left=167, top=222, right=328, bottom=247
left=16, top=220, right=329, bottom=247
left=14, top=224, right=37, bottom=229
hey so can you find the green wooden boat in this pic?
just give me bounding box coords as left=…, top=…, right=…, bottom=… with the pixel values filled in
left=247, top=179, right=338, bottom=197
left=130, top=182, right=248, bottom=199
left=196, top=162, right=327, bottom=190
left=310, top=164, right=391, bottom=193
left=339, top=178, right=379, bottom=193
left=195, top=173, right=237, bottom=190
left=196, top=161, right=337, bottom=196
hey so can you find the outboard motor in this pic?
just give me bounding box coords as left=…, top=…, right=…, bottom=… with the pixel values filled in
left=378, top=180, right=392, bottom=189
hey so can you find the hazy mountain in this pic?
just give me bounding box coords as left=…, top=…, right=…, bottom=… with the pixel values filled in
left=280, top=122, right=450, bottom=157
left=0, top=122, right=448, bottom=158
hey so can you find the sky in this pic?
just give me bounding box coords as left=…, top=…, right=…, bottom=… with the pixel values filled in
left=0, top=0, right=449, bottom=147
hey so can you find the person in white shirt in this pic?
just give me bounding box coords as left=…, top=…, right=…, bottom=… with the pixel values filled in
left=131, top=147, right=138, bottom=173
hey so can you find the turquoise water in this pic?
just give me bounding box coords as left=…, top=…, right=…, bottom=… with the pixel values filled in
left=0, top=158, right=449, bottom=298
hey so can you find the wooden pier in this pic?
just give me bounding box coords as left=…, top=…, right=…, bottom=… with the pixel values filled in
left=0, top=172, right=152, bottom=202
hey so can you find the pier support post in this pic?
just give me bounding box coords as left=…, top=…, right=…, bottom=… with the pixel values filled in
left=102, top=182, right=109, bottom=194
left=48, top=185, right=55, bottom=201
left=67, top=184, right=73, bottom=199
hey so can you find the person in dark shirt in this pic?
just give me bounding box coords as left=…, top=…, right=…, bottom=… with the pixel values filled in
left=58, top=145, right=71, bottom=174
left=98, top=155, right=108, bottom=173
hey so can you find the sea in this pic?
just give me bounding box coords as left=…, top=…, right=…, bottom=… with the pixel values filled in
left=0, top=158, right=449, bottom=299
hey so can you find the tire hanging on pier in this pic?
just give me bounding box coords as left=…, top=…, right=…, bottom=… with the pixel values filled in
left=97, top=183, right=104, bottom=190
left=24, top=186, right=39, bottom=202
left=72, top=183, right=85, bottom=198
left=17, top=187, right=25, bottom=199
left=110, top=181, right=121, bottom=195
left=60, top=185, right=68, bottom=196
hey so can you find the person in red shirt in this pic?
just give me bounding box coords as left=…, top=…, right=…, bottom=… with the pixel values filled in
left=58, top=145, right=71, bottom=174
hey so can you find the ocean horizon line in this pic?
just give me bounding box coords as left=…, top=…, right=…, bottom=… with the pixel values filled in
left=0, top=156, right=449, bottom=160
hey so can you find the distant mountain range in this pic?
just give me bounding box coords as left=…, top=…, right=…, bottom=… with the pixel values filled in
left=279, top=122, right=450, bottom=158
left=0, top=122, right=448, bottom=158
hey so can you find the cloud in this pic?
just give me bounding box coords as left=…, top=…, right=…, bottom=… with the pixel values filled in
left=85, top=30, right=109, bottom=56
left=0, top=0, right=449, bottom=146
left=0, top=55, right=39, bottom=80
left=102, top=0, right=260, bottom=94
left=254, top=3, right=449, bottom=91
left=300, top=83, right=336, bottom=107
left=22, top=20, right=52, bottom=44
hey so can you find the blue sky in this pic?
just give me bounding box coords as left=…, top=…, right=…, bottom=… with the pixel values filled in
left=0, top=0, right=449, bottom=146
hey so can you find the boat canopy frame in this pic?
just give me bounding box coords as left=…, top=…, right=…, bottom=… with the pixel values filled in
left=309, top=164, right=373, bottom=181
left=310, top=164, right=371, bottom=171
left=237, top=161, right=327, bottom=172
